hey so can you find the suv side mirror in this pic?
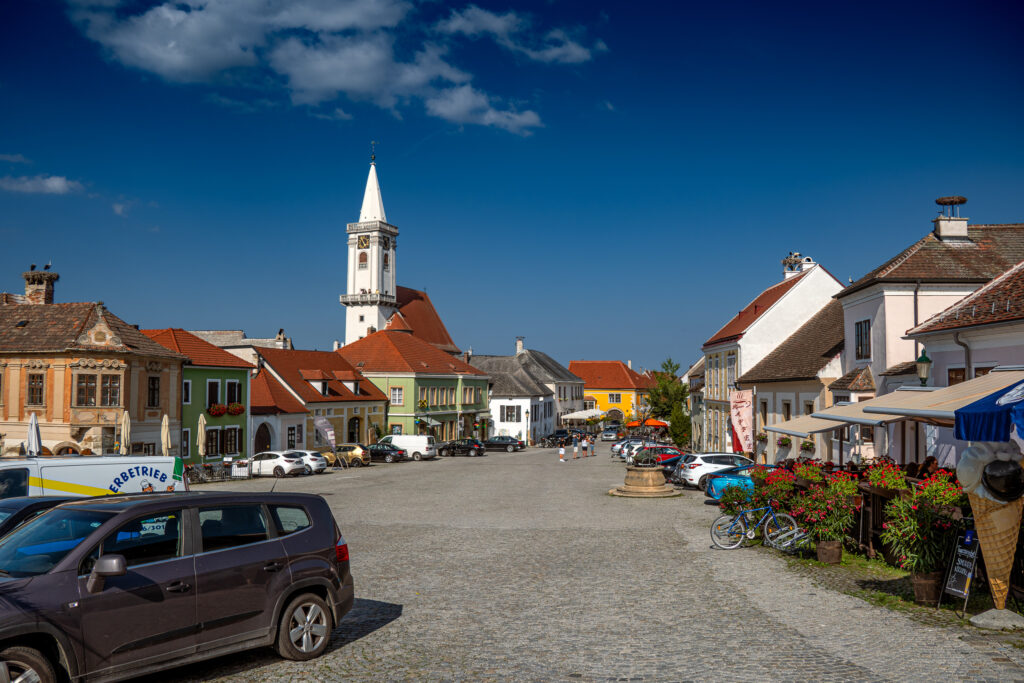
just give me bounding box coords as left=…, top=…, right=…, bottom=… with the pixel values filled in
left=86, top=554, right=127, bottom=594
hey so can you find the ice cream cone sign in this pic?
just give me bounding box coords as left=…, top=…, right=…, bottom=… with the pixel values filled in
left=956, top=441, right=1024, bottom=610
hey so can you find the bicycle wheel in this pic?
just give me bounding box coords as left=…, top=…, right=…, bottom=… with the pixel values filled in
left=763, top=513, right=799, bottom=549
left=711, top=514, right=747, bottom=549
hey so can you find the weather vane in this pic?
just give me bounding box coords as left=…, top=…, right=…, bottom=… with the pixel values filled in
left=371, top=140, right=376, bottom=163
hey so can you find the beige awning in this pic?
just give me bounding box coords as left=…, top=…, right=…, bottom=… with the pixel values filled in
left=764, top=414, right=842, bottom=438
left=812, top=389, right=934, bottom=426
left=862, top=366, right=1024, bottom=426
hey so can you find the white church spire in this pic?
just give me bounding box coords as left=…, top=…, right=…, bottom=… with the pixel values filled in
left=359, top=151, right=386, bottom=223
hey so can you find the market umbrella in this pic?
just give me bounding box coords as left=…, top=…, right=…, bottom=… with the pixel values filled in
left=161, top=414, right=172, bottom=456
left=119, top=410, right=131, bottom=455
left=644, top=418, right=669, bottom=428
left=954, top=379, right=1024, bottom=442
left=26, top=412, right=42, bottom=456
left=626, top=420, right=641, bottom=428
left=196, top=413, right=207, bottom=458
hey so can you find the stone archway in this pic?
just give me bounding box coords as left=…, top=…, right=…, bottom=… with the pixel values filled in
left=254, top=423, right=272, bottom=453
left=606, top=409, right=624, bottom=422
left=53, top=442, right=81, bottom=456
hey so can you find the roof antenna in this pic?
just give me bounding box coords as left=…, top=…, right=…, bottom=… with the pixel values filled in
left=370, top=140, right=376, bottom=164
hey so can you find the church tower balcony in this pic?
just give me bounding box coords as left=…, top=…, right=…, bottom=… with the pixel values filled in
left=340, top=291, right=398, bottom=307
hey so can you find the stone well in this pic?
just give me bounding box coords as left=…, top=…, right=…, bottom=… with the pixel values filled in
left=609, top=466, right=682, bottom=498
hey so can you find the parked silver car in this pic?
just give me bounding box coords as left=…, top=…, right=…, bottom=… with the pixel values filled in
left=251, top=451, right=308, bottom=477
left=288, top=450, right=329, bottom=474
left=600, top=429, right=619, bottom=441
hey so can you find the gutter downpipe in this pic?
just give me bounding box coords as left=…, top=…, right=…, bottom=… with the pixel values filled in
left=954, top=331, right=973, bottom=380
left=913, top=280, right=921, bottom=358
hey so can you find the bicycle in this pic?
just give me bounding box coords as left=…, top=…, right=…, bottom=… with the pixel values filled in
left=710, top=501, right=803, bottom=550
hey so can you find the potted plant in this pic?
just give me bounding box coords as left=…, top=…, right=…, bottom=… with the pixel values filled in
left=791, top=476, right=860, bottom=564
left=207, top=403, right=228, bottom=418
left=755, top=432, right=768, bottom=443
left=776, top=436, right=792, bottom=448
left=879, top=470, right=964, bottom=604
left=718, top=485, right=752, bottom=516
left=752, top=468, right=797, bottom=512
left=792, top=461, right=824, bottom=489
left=749, top=465, right=771, bottom=489
left=226, top=402, right=244, bottom=416
left=799, top=439, right=815, bottom=453
left=863, top=462, right=909, bottom=495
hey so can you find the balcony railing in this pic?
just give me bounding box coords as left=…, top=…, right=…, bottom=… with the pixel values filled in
left=339, top=292, right=397, bottom=306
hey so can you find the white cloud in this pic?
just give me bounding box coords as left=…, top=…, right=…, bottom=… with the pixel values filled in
left=311, top=107, right=354, bottom=121
left=438, top=6, right=603, bottom=64
left=112, top=202, right=127, bottom=215
left=0, top=154, right=29, bottom=163
left=425, top=85, right=540, bottom=134
left=67, top=0, right=601, bottom=133
left=0, top=175, right=84, bottom=194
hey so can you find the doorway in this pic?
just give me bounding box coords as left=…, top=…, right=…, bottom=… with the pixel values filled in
left=254, top=423, right=272, bottom=453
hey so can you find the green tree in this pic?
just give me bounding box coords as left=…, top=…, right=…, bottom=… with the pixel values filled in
left=669, top=402, right=691, bottom=448
left=647, top=358, right=688, bottom=419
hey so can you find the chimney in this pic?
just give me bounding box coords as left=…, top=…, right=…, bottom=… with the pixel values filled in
left=933, top=196, right=969, bottom=240
left=463, top=346, right=473, bottom=364
left=627, top=359, right=632, bottom=369
left=781, top=252, right=815, bottom=280
left=332, top=340, right=341, bottom=351
left=366, top=326, right=377, bottom=336
left=515, top=336, right=525, bottom=355
left=23, top=269, right=59, bottom=305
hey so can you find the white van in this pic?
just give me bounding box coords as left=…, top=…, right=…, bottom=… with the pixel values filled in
left=0, top=456, right=187, bottom=500
left=377, top=434, right=436, bottom=461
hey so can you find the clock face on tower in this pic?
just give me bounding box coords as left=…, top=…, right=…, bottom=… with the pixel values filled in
left=357, top=235, right=370, bottom=249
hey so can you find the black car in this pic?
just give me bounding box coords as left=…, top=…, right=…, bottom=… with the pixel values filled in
left=438, top=439, right=486, bottom=457
left=0, top=491, right=353, bottom=683
left=365, top=443, right=408, bottom=463
left=0, top=497, right=73, bottom=537
left=484, top=436, right=525, bottom=452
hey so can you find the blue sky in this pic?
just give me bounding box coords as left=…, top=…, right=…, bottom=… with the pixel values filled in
left=2, top=1, right=1023, bottom=372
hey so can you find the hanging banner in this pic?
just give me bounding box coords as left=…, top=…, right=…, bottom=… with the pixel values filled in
left=313, top=416, right=336, bottom=448
left=730, top=390, right=754, bottom=453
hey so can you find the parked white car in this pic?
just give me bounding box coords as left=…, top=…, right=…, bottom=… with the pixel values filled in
left=622, top=440, right=661, bottom=464
left=611, top=438, right=644, bottom=456
left=377, top=434, right=437, bottom=460
left=289, top=450, right=329, bottom=474
left=677, top=453, right=753, bottom=490
left=250, top=451, right=307, bottom=477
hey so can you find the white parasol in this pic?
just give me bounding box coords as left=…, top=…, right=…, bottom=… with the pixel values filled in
left=161, top=414, right=172, bottom=456
left=196, top=413, right=207, bottom=458
left=26, top=412, right=42, bottom=456
left=119, top=410, right=131, bottom=455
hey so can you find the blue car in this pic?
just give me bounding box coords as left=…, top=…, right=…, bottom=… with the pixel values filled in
left=705, top=465, right=777, bottom=500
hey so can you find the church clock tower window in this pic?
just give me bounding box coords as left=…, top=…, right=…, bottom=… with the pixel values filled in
left=358, top=252, right=368, bottom=269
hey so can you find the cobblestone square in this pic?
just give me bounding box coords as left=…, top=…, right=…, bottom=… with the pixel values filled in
left=155, top=450, right=1024, bottom=682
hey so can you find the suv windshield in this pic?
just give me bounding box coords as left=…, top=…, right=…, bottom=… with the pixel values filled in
left=0, top=508, right=111, bottom=578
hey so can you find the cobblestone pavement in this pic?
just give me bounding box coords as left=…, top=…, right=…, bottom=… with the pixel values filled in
left=149, top=450, right=1024, bottom=682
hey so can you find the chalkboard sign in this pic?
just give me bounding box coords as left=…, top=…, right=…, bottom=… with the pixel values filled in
left=943, top=531, right=980, bottom=601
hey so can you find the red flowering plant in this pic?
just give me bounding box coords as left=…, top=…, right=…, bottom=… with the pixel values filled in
left=865, top=462, right=909, bottom=491
left=879, top=478, right=962, bottom=574
left=826, top=470, right=860, bottom=498
left=226, top=402, right=245, bottom=416
left=718, top=485, right=753, bottom=516
left=752, top=468, right=797, bottom=511
left=791, top=479, right=860, bottom=542
left=748, top=465, right=771, bottom=485
left=207, top=403, right=228, bottom=418
left=793, top=461, right=824, bottom=483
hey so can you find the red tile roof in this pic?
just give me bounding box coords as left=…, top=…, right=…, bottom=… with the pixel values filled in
left=250, top=370, right=307, bottom=415
left=141, top=328, right=254, bottom=368
left=830, top=366, right=875, bottom=393
left=703, top=272, right=807, bottom=348
left=256, top=347, right=388, bottom=404
left=841, top=224, right=1024, bottom=298
left=567, top=361, right=656, bottom=390
left=392, top=287, right=460, bottom=353
left=0, top=302, right=185, bottom=360
left=338, top=329, right=484, bottom=375
left=908, top=259, right=1024, bottom=336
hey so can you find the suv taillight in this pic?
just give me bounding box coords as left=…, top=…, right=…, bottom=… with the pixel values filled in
left=688, top=463, right=701, bottom=469
left=336, top=542, right=349, bottom=563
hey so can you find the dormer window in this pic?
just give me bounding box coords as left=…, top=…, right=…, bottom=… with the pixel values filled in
left=320, top=381, right=329, bottom=396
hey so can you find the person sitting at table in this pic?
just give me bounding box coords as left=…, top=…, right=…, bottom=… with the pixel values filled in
left=904, top=462, right=919, bottom=479
left=919, top=456, right=939, bottom=478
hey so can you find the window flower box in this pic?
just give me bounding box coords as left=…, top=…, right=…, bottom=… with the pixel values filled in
left=226, top=402, right=245, bottom=416
left=775, top=436, right=792, bottom=448
left=207, top=403, right=228, bottom=418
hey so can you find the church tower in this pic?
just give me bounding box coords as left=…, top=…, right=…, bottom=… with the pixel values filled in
left=340, top=156, right=399, bottom=344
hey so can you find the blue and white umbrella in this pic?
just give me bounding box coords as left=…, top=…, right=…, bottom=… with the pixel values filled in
left=954, top=380, right=1024, bottom=442
left=26, top=412, right=42, bottom=456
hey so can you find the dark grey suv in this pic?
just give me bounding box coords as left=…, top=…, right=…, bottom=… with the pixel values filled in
left=0, top=491, right=353, bottom=683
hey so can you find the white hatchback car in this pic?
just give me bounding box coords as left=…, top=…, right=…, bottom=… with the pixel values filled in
left=678, top=453, right=754, bottom=490
left=250, top=451, right=308, bottom=477
left=288, top=450, right=329, bottom=474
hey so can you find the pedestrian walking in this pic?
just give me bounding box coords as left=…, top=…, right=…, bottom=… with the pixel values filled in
left=572, top=435, right=579, bottom=459
left=582, top=435, right=590, bottom=457
left=559, top=445, right=566, bottom=462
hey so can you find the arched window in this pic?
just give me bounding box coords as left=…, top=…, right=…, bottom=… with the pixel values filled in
left=358, top=252, right=368, bottom=270
left=383, top=253, right=389, bottom=271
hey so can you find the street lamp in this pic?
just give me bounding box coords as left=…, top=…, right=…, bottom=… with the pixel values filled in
left=915, top=350, right=932, bottom=387
left=525, top=409, right=530, bottom=446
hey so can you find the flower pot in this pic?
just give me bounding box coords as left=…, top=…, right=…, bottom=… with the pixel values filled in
left=910, top=571, right=944, bottom=605
left=816, top=540, right=842, bottom=565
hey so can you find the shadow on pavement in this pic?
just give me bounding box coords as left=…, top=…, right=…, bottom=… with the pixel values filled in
left=140, top=598, right=403, bottom=682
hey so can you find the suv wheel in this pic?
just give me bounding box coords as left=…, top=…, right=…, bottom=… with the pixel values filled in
left=412, top=452, right=422, bottom=461
left=274, top=466, right=285, bottom=478
left=506, top=445, right=514, bottom=453
left=698, top=475, right=708, bottom=491
left=276, top=592, right=333, bottom=661
left=0, top=646, right=57, bottom=683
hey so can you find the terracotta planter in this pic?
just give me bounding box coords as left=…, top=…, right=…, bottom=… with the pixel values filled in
left=816, top=540, right=842, bottom=565
left=910, top=571, right=944, bottom=605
